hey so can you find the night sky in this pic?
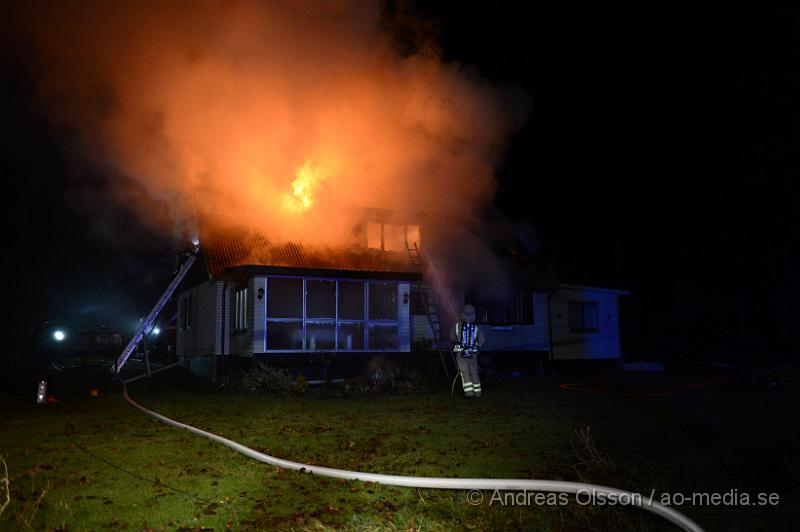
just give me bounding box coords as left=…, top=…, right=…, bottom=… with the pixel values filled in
left=2, top=3, right=798, bottom=366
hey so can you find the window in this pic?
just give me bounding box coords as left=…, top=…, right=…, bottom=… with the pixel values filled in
left=338, top=282, right=364, bottom=319
left=467, top=291, right=533, bottom=325
left=368, top=324, right=398, bottom=350
left=369, top=282, right=397, bottom=320
left=267, top=278, right=302, bottom=318
left=383, top=224, right=405, bottom=252
left=306, top=323, right=335, bottom=350
left=306, top=280, right=335, bottom=318
left=337, top=281, right=365, bottom=350
left=337, top=322, right=364, bottom=350
left=569, top=301, right=599, bottom=332
left=367, top=222, right=382, bottom=249
left=365, top=222, right=421, bottom=252
left=263, top=277, right=399, bottom=352
left=235, top=287, right=248, bottom=332
left=266, top=278, right=303, bottom=349
left=180, top=295, right=192, bottom=330
left=266, top=321, right=303, bottom=349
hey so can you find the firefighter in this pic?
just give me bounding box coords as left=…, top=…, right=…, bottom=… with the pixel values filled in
left=450, top=304, right=485, bottom=398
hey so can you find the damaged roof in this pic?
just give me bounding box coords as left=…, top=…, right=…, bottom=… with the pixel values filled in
left=201, top=227, right=421, bottom=278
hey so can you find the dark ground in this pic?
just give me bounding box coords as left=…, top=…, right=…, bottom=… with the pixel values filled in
left=1, top=364, right=798, bottom=530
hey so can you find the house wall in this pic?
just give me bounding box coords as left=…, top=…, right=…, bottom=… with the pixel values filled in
left=251, top=277, right=266, bottom=354
left=397, top=282, right=411, bottom=351
left=550, top=286, right=623, bottom=360
left=176, top=280, right=224, bottom=379
left=475, top=292, right=550, bottom=352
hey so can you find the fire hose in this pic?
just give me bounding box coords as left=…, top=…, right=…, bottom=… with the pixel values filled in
left=121, top=380, right=704, bottom=531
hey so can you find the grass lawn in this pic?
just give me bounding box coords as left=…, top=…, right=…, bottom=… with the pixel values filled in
left=1, top=368, right=798, bottom=531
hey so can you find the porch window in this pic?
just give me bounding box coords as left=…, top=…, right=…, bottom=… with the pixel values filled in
left=369, top=282, right=397, bottom=320
left=306, top=280, right=335, bottom=318
left=338, top=281, right=364, bottom=319
left=262, top=277, right=399, bottom=352
left=368, top=324, right=398, bottom=350
left=267, top=278, right=303, bottom=318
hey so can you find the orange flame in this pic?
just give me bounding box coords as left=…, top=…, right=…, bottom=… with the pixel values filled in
left=285, top=160, right=324, bottom=213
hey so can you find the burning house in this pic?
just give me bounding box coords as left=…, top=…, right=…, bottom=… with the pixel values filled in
left=175, top=213, right=629, bottom=381
left=176, top=212, right=425, bottom=380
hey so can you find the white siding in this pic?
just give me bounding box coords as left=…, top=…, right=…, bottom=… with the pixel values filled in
left=175, top=280, right=223, bottom=379
left=250, top=277, right=266, bottom=354
left=412, top=315, right=435, bottom=341
left=478, top=324, right=549, bottom=351
left=397, top=283, right=411, bottom=352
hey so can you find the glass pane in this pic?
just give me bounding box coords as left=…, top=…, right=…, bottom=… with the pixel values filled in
left=384, top=224, right=405, bottom=251
left=267, top=278, right=302, bottom=318
left=369, top=282, right=397, bottom=320
left=306, top=323, right=335, bottom=350
left=367, top=222, right=382, bottom=249
left=338, top=282, right=364, bottom=320
left=307, top=280, right=335, bottom=318
left=337, top=322, right=364, bottom=350
left=266, top=321, right=303, bottom=349
left=584, top=303, right=599, bottom=330
left=369, top=324, right=397, bottom=350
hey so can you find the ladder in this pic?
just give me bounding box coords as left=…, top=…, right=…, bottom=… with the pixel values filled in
left=407, top=243, right=456, bottom=383
left=114, top=242, right=200, bottom=374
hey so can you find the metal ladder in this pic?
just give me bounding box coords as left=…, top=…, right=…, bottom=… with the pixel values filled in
left=407, top=243, right=456, bottom=383
left=114, top=242, right=200, bottom=374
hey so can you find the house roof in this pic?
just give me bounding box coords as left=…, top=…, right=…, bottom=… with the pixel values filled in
left=558, top=283, right=631, bottom=296
left=201, top=227, right=421, bottom=278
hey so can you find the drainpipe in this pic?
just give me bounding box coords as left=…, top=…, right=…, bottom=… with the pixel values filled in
left=220, top=280, right=228, bottom=383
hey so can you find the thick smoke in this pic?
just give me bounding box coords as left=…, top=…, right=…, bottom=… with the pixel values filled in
left=11, top=0, right=527, bottom=300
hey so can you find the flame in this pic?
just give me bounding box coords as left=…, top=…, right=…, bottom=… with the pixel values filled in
left=284, top=160, right=324, bottom=213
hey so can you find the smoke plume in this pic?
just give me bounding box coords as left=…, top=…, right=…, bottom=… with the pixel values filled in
left=10, top=1, right=527, bottom=295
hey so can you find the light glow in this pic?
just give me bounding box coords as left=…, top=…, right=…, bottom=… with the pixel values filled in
left=53, top=330, right=66, bottom=342
left=284, top=160, right=324, bottom=213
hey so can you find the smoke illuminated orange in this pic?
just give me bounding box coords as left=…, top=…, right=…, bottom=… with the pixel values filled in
left=10, top=0, right=528, bottom=270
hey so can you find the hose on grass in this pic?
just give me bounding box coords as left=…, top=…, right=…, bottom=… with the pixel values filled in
left=451, top=369, right=460, bottom=397
left=121, top=380, right=704, bottom=532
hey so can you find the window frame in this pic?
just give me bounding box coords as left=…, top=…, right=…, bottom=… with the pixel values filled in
left=262, top=275, right=401, bottom=353
left=568, top=300, right=600, bottom=333
left=365, top=222, right=421, bottom=252
left=234, top=286, right=249, bottom=333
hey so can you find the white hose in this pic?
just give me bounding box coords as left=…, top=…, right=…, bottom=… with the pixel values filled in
left=122, top=383, right=703, bottom=532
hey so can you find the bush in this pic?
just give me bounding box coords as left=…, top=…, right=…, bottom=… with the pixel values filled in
left=241, top=362, right=293, bottom=393
left=292, top=374, right=309, bottom=394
